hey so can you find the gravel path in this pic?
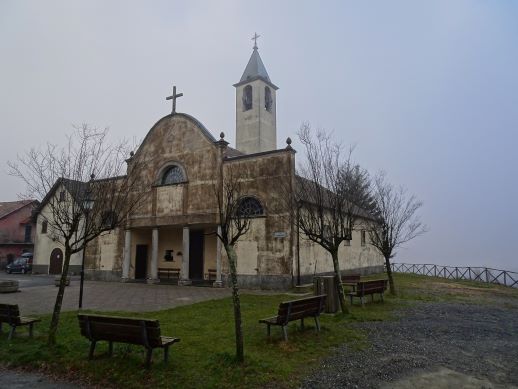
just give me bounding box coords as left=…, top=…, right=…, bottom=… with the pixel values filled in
left=302, top=302, right=518, bottom=388
left=0, top=370, right=80, bottom=389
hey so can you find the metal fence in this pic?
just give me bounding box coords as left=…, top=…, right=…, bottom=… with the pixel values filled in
left=391, top=263, right=518, bottom=288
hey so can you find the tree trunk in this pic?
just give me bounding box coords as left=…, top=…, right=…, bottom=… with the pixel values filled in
left=48, top=244, right=72, bottom=345
left=331, top=250, right=348, bottom=314
left=385, top=256, right=396, bottom=296
left=224, top=244, right=244, bottom=362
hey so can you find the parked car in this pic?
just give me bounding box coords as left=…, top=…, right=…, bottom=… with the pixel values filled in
left=5, top=253, right=33, bottom=274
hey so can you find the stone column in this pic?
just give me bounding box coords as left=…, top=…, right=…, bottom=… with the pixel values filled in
left=121, top=229, right=131, bottom=282
left=148, top=228, right=159, bottom=284
left=213, top=225, right=223, bottom=287
left=179, top=226, right=192, bottom=285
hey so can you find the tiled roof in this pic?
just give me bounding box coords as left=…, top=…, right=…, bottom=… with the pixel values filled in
left=0, top=200, right=37, bottom=220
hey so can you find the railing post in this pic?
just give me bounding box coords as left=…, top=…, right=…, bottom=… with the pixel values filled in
left=434, top=265, right=437, bottom=277
left=455, top=267, right=458, bottom=280
left=504, top=271, right=507, bottom=287
left=468, top=267, right=471, bottom=281
left=485, top=268, right=489, bottom=284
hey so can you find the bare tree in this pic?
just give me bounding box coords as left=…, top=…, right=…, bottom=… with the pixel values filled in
left=9, top=125, right=147, bottom=345
left=368, top=172, right=427, bottom=295
left=295, top=123, right=374, bottom=314
left=214, top=165, right=251, bottom=362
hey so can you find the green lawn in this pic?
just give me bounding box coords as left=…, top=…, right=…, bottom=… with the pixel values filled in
left=1, top=274, right=516, bottom=388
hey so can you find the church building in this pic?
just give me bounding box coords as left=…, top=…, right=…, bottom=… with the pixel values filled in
left=32, top=40, right=383, bottom=289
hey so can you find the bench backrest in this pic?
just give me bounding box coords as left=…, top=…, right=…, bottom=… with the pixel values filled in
left=276, top=295, right=326, bottom=325
left=357, top=280, right=388, bottom=296
left=78, top=314, right=163, bottom=348
left=0, top=304, right=21, bottom=325
left=342, top=274, right=361, bottom=283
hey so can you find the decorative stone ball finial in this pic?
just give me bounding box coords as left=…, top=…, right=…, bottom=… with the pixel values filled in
left=90, top=173, right=95, bottom=181
left=286, top=137, right=294, bottom=151
left=220, top=132, right=225, bottom=140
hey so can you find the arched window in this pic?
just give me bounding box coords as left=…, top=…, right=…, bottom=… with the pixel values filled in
left=243, top=85, right=253, bottom=111
left=236, top=197, right=264, bottom=218
left=264, top=86, right=272, bottom=112
left=161, top=165, right=185, bottom=185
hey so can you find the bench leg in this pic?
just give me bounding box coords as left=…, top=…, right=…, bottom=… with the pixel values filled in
left=8, top=326, right=15, bottom=340
left=145, top=348, right=153, bottom=368
left=349, top=295, right=353, bottom=305
left=164, top=345, right=169, bottom=364
left=89, top=341, right=96, bottom=360
left=108, top=341, right=113, bottom=356
left=282, top=326, right=288, bottom=342
left=266, top=324, right=271, bottom=337
left=300, top=318, right=305, bottom=330
left=314, top=316, right=321, bottom=332
left=361, top=297, right=365, bottom=307
left=29, top=323, right=34, bottom=338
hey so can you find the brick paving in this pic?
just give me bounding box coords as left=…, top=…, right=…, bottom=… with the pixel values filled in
left=0, top=278, right=237, bottom=315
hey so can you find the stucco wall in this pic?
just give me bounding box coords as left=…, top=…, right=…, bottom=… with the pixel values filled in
left=128, top=114, right=220, bottom=227
left=297, top=223, right=384, bottom=279
left=33, top=200, right=83, bottom=273
left=235, top=78, right=277, bottom=154
left=221, top=150, right=295, bottom=287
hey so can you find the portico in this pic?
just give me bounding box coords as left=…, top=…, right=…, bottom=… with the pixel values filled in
left=121, top=225, right=223, bottom=286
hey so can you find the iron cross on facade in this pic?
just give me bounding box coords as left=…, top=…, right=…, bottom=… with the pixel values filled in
left=252, top=32, right=260, bottom=49
left=166, top=86, right=183, bottom=114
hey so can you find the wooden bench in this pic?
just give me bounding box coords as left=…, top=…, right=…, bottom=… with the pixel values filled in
left=341, top=274, right=361, bottom=283
left=259, top=294, right=326, bottom=341
left=158, top=267, right=180, bottom=279
left=78, top=314, right=180, bottom=368
left=0, top=304, right=41, bottom=340
left=341, top=274, right=361, bottom=291
left=205, top=268, right=217, bottom=280
left=348, top=279, right=388, bottom=306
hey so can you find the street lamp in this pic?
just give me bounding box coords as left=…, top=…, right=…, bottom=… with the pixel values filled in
left=79, top=177, right=94, bottom=309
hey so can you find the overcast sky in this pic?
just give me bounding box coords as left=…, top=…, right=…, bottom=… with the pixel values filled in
left=1, top=1, right=517, bottom=271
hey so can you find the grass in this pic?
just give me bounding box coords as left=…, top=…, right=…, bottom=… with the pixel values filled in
left=1, top=273, right=516, bottom=388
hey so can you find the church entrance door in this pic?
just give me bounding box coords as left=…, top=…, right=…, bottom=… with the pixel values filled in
left=135, top=244, right=148, bottom=280
left=189, top=230, right=204, bottom=280
left=49, top=248, right=63, bottom=274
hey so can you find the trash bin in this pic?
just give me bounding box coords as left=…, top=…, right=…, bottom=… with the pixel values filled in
left=313, top=275, right=339, bottom=313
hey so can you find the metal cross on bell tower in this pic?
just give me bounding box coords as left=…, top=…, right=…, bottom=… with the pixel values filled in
left=166, top=85, right=183, bottom=114
left=252, top=32, right=260, bottom=50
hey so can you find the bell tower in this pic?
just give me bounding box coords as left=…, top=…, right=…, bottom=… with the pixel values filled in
left=234, top=34, right=278, bottom=154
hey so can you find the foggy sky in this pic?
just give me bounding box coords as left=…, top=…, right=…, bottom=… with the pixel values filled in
left=1, top=1, right=517, bottom=271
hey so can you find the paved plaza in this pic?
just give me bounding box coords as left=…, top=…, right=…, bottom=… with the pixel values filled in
left=0, top=273, right=239, bottom=315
